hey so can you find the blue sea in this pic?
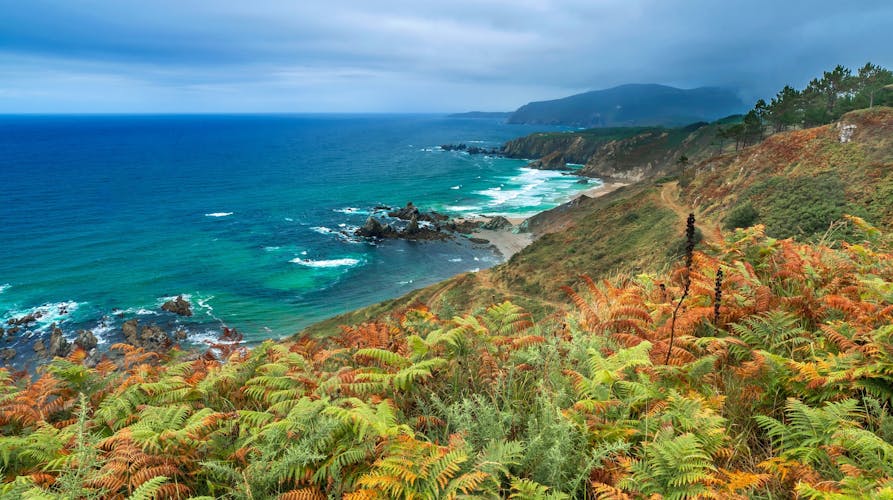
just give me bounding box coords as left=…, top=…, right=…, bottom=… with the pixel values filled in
left=0, top=114, right=594, bottom=364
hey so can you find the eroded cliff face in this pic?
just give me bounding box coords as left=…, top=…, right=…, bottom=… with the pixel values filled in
left=502, top=133, right=599, bottom=164
left=579, top=130, right=684, bottom=181
left=505, top=121, right=724, bottom=181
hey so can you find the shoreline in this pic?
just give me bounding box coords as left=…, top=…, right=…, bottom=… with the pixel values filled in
left=467, top=180, right=628, bottom=259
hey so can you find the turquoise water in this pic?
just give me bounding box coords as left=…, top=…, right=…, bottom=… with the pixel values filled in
left=0, top=114, right=594, bottom=363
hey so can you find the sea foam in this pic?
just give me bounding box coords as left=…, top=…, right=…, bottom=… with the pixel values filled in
left=291, top=257, right=362, bottom=268
left=205, top=212, right=233, bottom=217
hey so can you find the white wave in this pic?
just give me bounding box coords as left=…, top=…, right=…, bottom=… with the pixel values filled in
left=118, top=306, right=155, bottom=316
left=157, top=293, right=193, bottom=305
left=205, top=212, right=233, bottom=217
left=334, top=207, right=369, bottom=215
left=301, top=250, right=308, bottom=255
left=90, top=323, right=114, bottom=345
left=181, top=328, right=245, bottom=347
left=284, top=217, right=294, bottom=221
left=4, top=301, right=82, bottom=331
left=0, top=283, right=9, bottom=294
left=472, top=167, right=595, bottom=215
left=291, top=257, right=362, bottom=268
left=448, top=258, right=463, bottom=262
left=469, top=268, right=480, bottom=273
left=311, top=225, right=361, bottom=244
left=398, top=279, right=414, bottom=285
left=444, top=205, right=480, bottom=212
left=264, top=246, right=281, bottom=252
left=193, top=296, right=224, bottom=322
left=450, top=185, right=461, bottom=190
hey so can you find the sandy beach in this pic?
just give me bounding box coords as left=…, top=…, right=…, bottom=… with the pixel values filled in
left=468, top=180, right=628, bottom=259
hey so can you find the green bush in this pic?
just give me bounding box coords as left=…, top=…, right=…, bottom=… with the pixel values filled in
left=724, top=203, right=759, bottom=229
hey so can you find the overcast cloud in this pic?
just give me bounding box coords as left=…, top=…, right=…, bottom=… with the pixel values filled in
left=1, top=0, right=891, bottom=113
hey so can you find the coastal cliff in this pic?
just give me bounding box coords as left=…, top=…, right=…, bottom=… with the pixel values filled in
left=505, top=119, right=736, bottom=181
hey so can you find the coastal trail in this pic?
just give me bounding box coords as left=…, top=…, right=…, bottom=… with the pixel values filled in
left=659, top=181, right=722, bottom=246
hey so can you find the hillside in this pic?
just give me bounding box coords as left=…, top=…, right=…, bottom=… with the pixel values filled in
left=304, top=107, right=893, bottom=335
left=683, top=107, right=893, bottom=239
left=503, top=118, right=741, bottom=182
left=507, top=84, right=745, bottom=127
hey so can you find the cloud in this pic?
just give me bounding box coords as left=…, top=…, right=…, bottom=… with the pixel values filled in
left=0, top=0, right=891, bottom=112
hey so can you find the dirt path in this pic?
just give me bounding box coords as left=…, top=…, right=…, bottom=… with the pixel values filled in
left=660, top=181, right=722, bottom=245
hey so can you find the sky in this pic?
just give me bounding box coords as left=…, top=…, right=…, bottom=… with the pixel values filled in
left=1, top=0, right=891, bottom=113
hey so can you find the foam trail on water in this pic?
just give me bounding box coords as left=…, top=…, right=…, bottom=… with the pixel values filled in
left=205, top=212, right=233, bottom=217
left=291, top=257, right=362, bottom=268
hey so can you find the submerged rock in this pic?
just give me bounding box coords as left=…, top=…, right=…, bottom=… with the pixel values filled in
left=9, top=312, right=42, bottom=326
left=0, top=348, right=15, bottom=362
left=162, top=295, right=193, bottom=317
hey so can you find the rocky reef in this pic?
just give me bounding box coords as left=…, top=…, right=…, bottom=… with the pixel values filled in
left=162, top=295, right=193, bottom=316
left=355, top=202, right=451, bottom=241
left=439, top=143, right=502, bottom=155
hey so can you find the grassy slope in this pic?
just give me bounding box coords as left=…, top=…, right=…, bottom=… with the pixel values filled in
left=682, top=107, right=893, bottom=239
left=302, top=183, right=681, bottom=338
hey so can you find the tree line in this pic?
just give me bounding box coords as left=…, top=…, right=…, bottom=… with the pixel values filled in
left=719, top=62, right=893, bottom=150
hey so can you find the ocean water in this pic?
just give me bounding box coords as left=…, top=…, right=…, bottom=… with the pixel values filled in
left=0, top=114, right=595, bottom=362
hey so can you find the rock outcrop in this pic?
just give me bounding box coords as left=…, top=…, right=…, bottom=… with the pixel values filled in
left=387, top=202, right=448, bottom=223
left=526, top=151, right=568, bottom=170
left=355, top=205, right=450, bottom=241
left=123, top=319, right=173, bottom=351
left=162, top=295, right=193, bottom=316
left=75, top=329, right=98, bottom=352
left=48, top=324, right=71, bottom=358
left=356, top=217, right=398, bottom=239
left=482, top=216, right=514, bottom=231
left=8, top=312, right=42, bottom=326
left=440, top=144, right=502, bottom=155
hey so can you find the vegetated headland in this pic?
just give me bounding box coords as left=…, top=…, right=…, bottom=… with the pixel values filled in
left=2, top=62, right=893, bottom=499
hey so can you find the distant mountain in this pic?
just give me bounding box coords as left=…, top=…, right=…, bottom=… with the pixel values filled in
left=447, top=111, right=512, bottom=119
left=507, top=84, right=745, bottom=127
